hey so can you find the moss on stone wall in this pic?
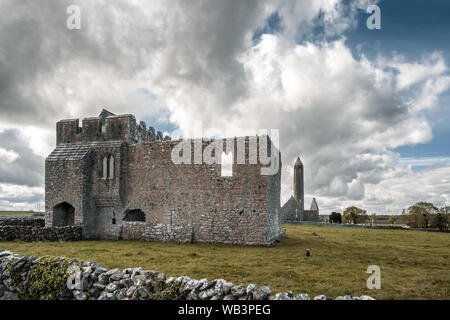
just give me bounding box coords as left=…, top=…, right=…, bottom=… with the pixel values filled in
left=144, top=273, right=186, bottom=300
left=158, top=281, right=187, bottom=300
left=8, top=256, right=79, bottom=300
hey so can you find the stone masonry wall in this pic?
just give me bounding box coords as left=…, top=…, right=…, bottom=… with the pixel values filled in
left=0, top=250, right=375, bottom=300
left=143, top=224, right=194, bottom=243
left=0, top=217, right=45, bottom=227
left=266, top=151, right=282, bottom=244
left=84, top=141, right=125, bottom=239
left=0, top=226, right=82, bottom=242
left=303, top=210, right=320, bottom=222
left=44, top=137, right=282, bottom=245
left=56, top=114, right=169, bottom=146
left=48, top=110, right=282, bottom=246
left=45, top=146, right=92, bottom=227
left=124, top=138, right=279, bottom=246
left=121, top=222, right=146, bottom=240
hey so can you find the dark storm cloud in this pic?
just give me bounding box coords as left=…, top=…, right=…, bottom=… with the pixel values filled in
left=0, top=129, right=44, bottom=186
left=0, top=0, right=270, bottom=126
left=0, top=0, right=68, bottom=123
left=0, top=0, right=154, bottom=125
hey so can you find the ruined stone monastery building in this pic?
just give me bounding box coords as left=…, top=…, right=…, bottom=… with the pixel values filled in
left=280, top=157, right=319, bottom=223
left=45, top=110, right=282, bottom=245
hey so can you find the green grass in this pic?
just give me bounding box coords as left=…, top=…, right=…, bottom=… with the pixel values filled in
left=0, top=211, right=34, bottom=217
left=1, top=225, right=449, bottom=299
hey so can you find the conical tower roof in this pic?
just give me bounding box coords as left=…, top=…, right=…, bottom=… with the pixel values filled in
left=294, top=156, right=303, bottom=168
left=310, top=197, right=319, bottom=211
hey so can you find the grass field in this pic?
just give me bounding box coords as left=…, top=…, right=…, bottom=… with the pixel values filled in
left=0, top=211, right=34, bottom=217
left=1, top=225, right=449, bottom=299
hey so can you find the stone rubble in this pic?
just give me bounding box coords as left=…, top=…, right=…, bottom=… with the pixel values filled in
left=0, top=250, right=375, bottom=301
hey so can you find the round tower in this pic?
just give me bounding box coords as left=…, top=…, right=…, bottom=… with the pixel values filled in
left=293, top=157, right=304, bottom=211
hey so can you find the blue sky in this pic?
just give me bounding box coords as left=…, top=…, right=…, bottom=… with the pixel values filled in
left=256, top=0, right=450, bottom=163
left=346, top=0, right=450, bottom=162
left=253, top=1, right=450, bottom=167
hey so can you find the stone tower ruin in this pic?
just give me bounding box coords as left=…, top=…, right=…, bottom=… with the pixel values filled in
left=280, top=157, right=319, bottom=223
left=45, top=109, right=282, bottom=245
left=293, top=157, right=304, bottom=209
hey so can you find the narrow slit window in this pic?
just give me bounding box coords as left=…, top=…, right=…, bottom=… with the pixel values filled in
left=220, top=151, right=233, bottom=177
left=102, top=156, right=108, bottom=179
left=109, top=155, right=114, bottom=179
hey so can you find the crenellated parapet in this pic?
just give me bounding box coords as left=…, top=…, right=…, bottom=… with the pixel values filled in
left=56, top=109, right=170, bottom=145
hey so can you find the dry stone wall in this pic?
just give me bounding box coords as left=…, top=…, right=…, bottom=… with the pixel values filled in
left=0, top=217, right=45, bottom=227
left=0, top=217, right=81, bottom=242
left=0, top=250, right=374, bottom=301
left=0, top=226, right=81, bottom=242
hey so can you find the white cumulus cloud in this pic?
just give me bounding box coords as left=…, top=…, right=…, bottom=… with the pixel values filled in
left=0, top=0, right=448, bottom=213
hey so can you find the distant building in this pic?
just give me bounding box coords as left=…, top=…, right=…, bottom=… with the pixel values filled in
left=280, top=157, right=319, bottom=223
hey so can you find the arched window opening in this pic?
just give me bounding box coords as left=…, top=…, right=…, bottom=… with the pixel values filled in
left=123, top=209, right=145, bottom=222
left=52, top=202, right=75, bottom=226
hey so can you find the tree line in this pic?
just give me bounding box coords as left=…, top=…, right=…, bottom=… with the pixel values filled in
left=327, top=202, right=449, bottom=231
